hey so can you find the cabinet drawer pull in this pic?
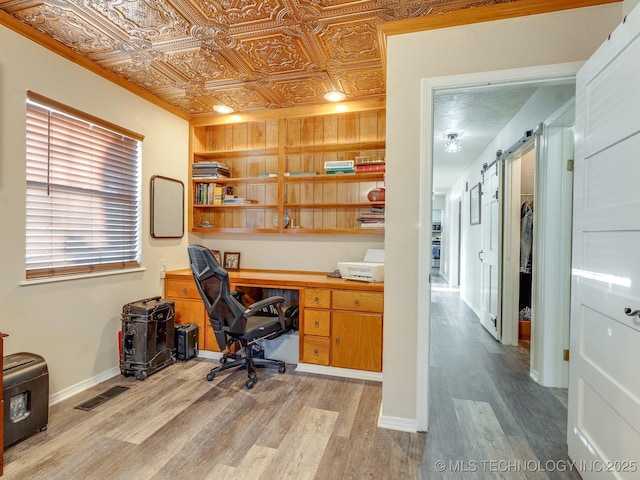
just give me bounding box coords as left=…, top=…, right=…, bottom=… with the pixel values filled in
left=314, top=348, right=319, bottom=356
left=354, top=299, right=360, bottom=307
left=335, top=337, right=341, bottom=345
left=314, top=321, right=320, bottom=328
left=183, top=288, right=188, bottom=294
left=314, top=296, right=320, bottom=304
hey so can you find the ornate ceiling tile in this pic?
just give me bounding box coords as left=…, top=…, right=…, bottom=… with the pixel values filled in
left=237, top=32, right=317, bottom=75
left=267, top=74, right=331, bottom=106
left=164, top=47, right=239, bottom=83
left=319, top=19, right=380, bottom=64
left=212, top=87, right=274, bottom=110
left=89, top=0, right=193, bottom=41
left=339, top=68, right=385, bottom=97
left=9, top=3, right=118, bottom=54
left=193, top=0, right=284, bottom=28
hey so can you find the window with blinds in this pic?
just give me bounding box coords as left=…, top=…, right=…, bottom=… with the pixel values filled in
left=25, top=92, right=143, bottom=279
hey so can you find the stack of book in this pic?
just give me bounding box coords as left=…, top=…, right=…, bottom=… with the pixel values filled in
left=354, top=156, right=385, bottom=174
left=357, top=204, right=385, bottom=229
left=324, top=160, right=355, bottom=174
left=194, top=183, right=223, bottom=205
left=192, top=161, right=230, bottom=179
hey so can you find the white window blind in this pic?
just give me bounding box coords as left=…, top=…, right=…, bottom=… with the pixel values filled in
left=25, top=92, right=143, bottom=279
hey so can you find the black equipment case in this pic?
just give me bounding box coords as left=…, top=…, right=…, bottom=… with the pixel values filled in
left=175, top=324, right=199, bottom=361
left=121, top=296, right=176, bottom=380
left=3, top=352, right=49, bottom=447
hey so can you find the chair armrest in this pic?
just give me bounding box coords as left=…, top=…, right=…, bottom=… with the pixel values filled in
left=244, top=296, right=285, bottom=316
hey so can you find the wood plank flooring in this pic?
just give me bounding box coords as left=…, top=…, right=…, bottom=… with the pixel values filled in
left=421, top=275, right=580, bottom=479
left=4, top=275, right=579, bottom=479
left=3, top=360, right=424, bottom=480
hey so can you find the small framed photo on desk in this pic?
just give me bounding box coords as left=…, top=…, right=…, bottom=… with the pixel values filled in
left=223, top=252, right=241, bottom=270
left=210, top=249, right=222, bottom=265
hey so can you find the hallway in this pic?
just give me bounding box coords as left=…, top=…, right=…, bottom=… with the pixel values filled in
left=421, top=275, right=580, bottom=479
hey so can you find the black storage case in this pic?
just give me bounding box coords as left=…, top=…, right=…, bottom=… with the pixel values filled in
left=3, top=352, right=49, bottom=448
left=121, top=296, right=176, bottom=380
left=175, top=324, right=198, bottom=361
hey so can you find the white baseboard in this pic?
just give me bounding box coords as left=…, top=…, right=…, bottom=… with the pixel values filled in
left=49, top=366, right=121, bottom=406
left=377, top=413, right=419, bottom=433
left=294, top=363, right=382, bottom=382
left=197, top=350, right=223, bottom=360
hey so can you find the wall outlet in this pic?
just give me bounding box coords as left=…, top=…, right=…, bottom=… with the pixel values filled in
left=160, top=259, right=167, bottom=279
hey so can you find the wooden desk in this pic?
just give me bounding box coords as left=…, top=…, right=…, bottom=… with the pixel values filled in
left=164, top=269, right=384, bottom=373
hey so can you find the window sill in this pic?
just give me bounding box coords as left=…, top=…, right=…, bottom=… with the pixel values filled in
left=20, top=267, right=147, bottom=286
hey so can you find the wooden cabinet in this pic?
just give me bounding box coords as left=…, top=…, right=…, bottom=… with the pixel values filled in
left=163, top=278, right=219, bottom=352
left=189, top=100, right=385, bottom=234
left=301, top=288, right=383, bottom=372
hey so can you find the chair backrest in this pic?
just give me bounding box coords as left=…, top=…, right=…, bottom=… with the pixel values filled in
left=187, top=245, right=246, bottom=347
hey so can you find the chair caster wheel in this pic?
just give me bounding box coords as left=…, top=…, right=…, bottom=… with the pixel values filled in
left=207, top=372, right=216, bottom=382
left=245, top=379, right=254, bottom=389
left=278, top=365, right=286, bottom=374
left=136, top=371, right=147, bottom=381
left=220, top=357, right=227, bottom=364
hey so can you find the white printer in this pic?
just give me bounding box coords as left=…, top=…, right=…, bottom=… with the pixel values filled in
left=337, top=249, right=384, bottom=282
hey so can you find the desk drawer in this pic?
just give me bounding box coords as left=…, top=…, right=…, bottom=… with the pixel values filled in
left=333, top=290, right=383, bottom=313
left=304, top=288, right=331, bottom=309
left=302, top=336, right=330, bottom=365
left=303, top=309, right=330, bottom=337
left=165, top=279, right=200, bottom=300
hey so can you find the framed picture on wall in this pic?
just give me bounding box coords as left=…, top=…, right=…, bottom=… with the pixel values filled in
left=470, top=183, right=481, bottom=225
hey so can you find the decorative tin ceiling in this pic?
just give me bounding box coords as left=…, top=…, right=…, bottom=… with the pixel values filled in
left=1, top=0, right=518, bottom=116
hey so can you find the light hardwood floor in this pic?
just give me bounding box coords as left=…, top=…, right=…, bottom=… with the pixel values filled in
left=3, top=359, right=424, bottom=479
left=421, top=275, right=580, bottom=479
left=4, top=275, right=579, bottom=480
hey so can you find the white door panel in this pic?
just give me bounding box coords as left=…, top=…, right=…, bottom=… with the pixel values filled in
left=480, top=165, right=500, bottom=339
left=570, top=4, right=640, bottom=478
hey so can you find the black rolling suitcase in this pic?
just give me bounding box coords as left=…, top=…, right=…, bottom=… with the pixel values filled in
left=175, top=324, right=198, bottom=361
left=121, top=296, right=176, bottom=380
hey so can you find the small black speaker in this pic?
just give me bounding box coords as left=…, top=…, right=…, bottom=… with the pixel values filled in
left=175, top=324, right=198, bottom=361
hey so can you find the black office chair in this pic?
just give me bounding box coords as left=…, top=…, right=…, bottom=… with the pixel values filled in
left=187, top=244, right=288, bottom=389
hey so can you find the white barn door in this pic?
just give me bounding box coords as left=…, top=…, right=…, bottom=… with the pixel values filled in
left=480, top=163, right=501, bottom=340
left=569, top=5, right=640, bottom=477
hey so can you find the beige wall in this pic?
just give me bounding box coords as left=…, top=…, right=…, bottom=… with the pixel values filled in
left=0, top=24, right=191, bottom=399
left=384, top=3, right=622, bottom=429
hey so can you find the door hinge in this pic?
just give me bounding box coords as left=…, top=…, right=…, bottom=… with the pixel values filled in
left=563, top=349, right=570, bottom=361
left=567, top=159, right=574, bottom=172
left=494, top=189, right=499, bottom=201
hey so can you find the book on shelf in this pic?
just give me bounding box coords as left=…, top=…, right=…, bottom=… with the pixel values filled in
left=257, top=172, right=278, bottom=177
left=358, top=221, right=385, bottom=229
left=355, top=163, right=385, bottom=173
left=284, top=171, right=317, bottom=176
left=324, top=160, right=354, bottom=169
left=222, top=197, right=248, bottom=205
left=192, top=161, right=230, bottom=178
left=325, top=168, right=356, bottom=174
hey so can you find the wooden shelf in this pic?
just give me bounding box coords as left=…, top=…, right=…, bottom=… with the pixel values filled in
left=283, top=172, right=384, bottom=183
left=193, top=203, right=278, bottom=209
left=194, top=147, right=279, bottom=160
left=188, top=103, right=386, bottom=234
left=284, top=140, right=385, bottom=155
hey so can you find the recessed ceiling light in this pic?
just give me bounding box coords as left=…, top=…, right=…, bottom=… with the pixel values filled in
left=445, top=133, right=461, bottom=153
left=213, top=104, right=234, bottom=114
left=324, top=91, right=346, bottom=102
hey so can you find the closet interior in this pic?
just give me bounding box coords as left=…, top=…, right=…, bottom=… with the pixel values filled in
left=518, top=148, right=535, bottom=348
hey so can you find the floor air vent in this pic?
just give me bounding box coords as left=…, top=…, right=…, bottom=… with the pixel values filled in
left=75, top=386, right=130, bottom=411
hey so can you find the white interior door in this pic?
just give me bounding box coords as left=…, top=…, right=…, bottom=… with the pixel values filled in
left=479, top=163, right=501, bottom=340
left=569, top=5, right=640, bottom=477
